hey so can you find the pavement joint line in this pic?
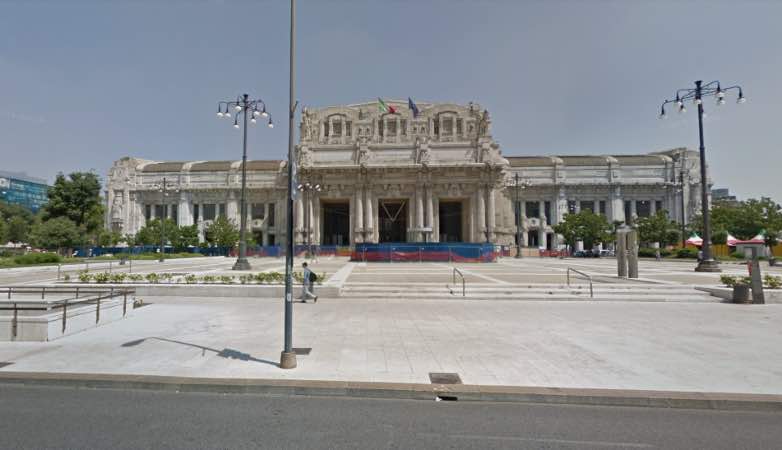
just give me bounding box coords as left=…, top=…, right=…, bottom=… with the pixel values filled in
left=0, top=372, right=780, bottom=412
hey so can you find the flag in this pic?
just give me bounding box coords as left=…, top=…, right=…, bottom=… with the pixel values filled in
left=378, top=98, right=396, bottom=114
left=408, top=97, right=419, bottom=117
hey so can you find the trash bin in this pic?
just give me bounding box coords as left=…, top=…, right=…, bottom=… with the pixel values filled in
left=732, top=283, right=751, bottom=304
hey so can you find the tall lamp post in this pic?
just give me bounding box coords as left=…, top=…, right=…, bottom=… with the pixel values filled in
left=153, top=177, right=179, bottom=263
left=217, top=94, right=273, bottom=271
left=297, top=181, right=321, bottom=258
left=659, top=80, right=745, bottom=272
left=280, top=0, right=298, bottom=370
left=513, top=173, right=531, bottom=258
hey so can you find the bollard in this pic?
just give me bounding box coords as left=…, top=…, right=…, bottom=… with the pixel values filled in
left=616, top=229, right=628, bottom=278
left=627, top=229, right=639, bottom=279
left=57, top=264, right=61, bottom=280
left=749, top=248, right=765, bottom=304
left=109, top=261, right=112, bottom=274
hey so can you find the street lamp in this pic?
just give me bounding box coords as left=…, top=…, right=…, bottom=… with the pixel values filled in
left=217, top=94, right=273, bottom=271
left=297, top=181, right=322, bottom=258
left=514, top=173, right=531, bottom=258
left=659, top=80, right=745, bottom=272
left=153, top=177, right=179, bottom=263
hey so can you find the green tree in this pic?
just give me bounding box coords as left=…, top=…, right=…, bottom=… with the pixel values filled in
left=7, top=216, right=29, bottom=243
left=553, top=210, right=611, bottom=250
left=97, top=229, right=123, bottom=247
left=0, top=201, right=34, bottom=224
left=0, top=219, right=7, bottom=243
left=637, top=210, right=680, bottom=247
left=42, top=172, right=104, bottom=233
left=135, top=218, right=178, bottom=246
left=28, top=217, right=82, bottom=253
left=690, top=197, right=782, bottom=246
left=205, top=216, right=239, bottom=247
left=171, top=224, right=199, bottom=249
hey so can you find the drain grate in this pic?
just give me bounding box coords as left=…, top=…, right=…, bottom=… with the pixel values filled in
left=0, top=362, right=13, bottom=369
left=429, top=372, right=462, bottom=384
left=293, top=347, right=312, bottom=356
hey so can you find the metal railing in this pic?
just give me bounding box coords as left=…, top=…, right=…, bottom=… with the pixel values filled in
left=450, top=267, right=466, bottom=297
left=566, top=268, right=594, bottom=298
left=0, top=286, right=135, bottom=341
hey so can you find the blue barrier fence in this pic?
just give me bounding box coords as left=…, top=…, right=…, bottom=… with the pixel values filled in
left=351, top=242, right=498, bottom=262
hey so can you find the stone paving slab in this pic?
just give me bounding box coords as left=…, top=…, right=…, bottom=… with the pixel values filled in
left=1, top=296, right=781, bottom=396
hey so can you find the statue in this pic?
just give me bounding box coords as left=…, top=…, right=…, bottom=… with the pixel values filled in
left=111, top=193, right=124, bottom=221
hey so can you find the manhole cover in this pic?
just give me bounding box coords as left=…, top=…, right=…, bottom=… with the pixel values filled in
left=0, top=362, right=13, bottom=369
left=429, top=372, right=462, bottom=384
left=293, top=347, right=312, bottom=356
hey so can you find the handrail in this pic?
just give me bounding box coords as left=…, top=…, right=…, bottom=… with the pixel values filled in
left=0, top=288, right=135, bottom=340
left=452, top=267, right=465, bottom=297
left=566, top=267, right=594, bottom=298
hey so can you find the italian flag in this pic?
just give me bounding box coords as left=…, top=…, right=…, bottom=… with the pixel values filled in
left=378, top=98, right=396, bottom=114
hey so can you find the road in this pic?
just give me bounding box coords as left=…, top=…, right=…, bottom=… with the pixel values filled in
left=0, top=385, right=779, bottom=449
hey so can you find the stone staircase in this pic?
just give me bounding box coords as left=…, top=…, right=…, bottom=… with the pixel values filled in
left=339, top=282, right=719, bottom=303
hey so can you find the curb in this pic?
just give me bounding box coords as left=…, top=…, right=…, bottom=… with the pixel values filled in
left=1, top=372, right=781, bottom=412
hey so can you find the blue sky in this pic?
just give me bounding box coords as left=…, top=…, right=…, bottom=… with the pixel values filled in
left=1, top=0, right=780, bottom=200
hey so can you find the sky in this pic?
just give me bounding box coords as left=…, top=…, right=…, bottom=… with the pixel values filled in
left=1, top=0, right=780, bottom=201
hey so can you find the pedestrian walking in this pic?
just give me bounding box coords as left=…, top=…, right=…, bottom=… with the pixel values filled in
left=655, top=249, right=661, bottom=261
left=300, top=262, right=318, bottom=303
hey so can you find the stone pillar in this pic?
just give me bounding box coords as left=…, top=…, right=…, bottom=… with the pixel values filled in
left=227, top=192, right=239, bottom=225
left=630, top=200, right=637, bottom=220
left=650, top=199, right=657, bottom=215
left=364, top=189, right=374, bottom=243
left=354, top=188, right=364, bottom=243
left=312, top=195, right=320, bottom=245
left=425, top=185, right=434, bottom=242
left=416, top=185, right=424, bottom=241
left=178, top=195, right=191, bottom=226
left=538, top=229, right=547, bottom=250
left=476, top=188, right=486, bottom=241
left=306, top=193, right=314, bottom=244
left=487, top=187, right=496, bottom=242
left=575, top=200, right=581, bottom=213
left=627, top=229, right=639, bottom=278
left=616, top=229, right=628, bottom=277
left=295, top=195, right=304, bottom=244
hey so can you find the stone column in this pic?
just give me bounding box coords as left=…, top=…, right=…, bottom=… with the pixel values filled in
left=616, top=229, right=628, bottom=277
left=477, top=187, right=486, bottom=241
left=227, top=192, right=239, bottom=225
left=487, top=187, right=496, bottom=242
left=312, top=195, right=320, bottom=245
left=425, top=185, right=434, bottom=242
left=539, top=229, right=547, bottom=250
left=354, top=188, right=363, bottom=243
left=630, top=200, right=637, bottom=219
left=627, top=229, right=639, bottom=278
left=416, top=185, right=424, bottom=241
left=295, top=195, right=304, bottom=244
left=650, top=199, right=657, bottom=215
left=178, top=195, right=191, bottom=226
left=575, top=200, right=581, bottom=214
left=364, top=189, right=374, bottom=243
left=306, top=193, right=314, bottom=245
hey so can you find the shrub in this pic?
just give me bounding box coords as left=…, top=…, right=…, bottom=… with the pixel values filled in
left=110, top=273, right=127, bottom=284
left=93, top=272, right=110, bottom=283
left=63, top=274, right=71, bottom=282
left=161, top=273, right=174, bottom=283
left=733, top=252, right=745, bottom=260
left=720, top=275, right=737, bottom=287
left=78, top=271, right=92, bottom=283
left=184, top=274, right=197, bottom=284
left=239, top=274, right=252, bottom=284
left=201, top=275, right=216, bottom=284
left=764, top=274, right=782, bottom=289
left=219, top=275, right=234, bottom=284
left=128, top=274, right=144, bottom=282
left=13, top=253, right=62, bottom=265
left=676, top=248, right=699, bottom=259
left=145, top=273, right=160, bottom=284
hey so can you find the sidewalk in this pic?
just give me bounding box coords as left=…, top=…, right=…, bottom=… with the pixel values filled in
left=2, top=296, right=781, bottom=402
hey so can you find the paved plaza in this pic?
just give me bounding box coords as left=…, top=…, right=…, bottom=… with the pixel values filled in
left=1, top=255, right=781, bottom=396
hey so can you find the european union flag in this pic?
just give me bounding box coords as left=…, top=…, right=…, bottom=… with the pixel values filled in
left=408, top=97, right=419, bottom=118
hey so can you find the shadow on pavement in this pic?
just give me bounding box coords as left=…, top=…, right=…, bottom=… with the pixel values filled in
left=121, top=337, right=279, bottom=368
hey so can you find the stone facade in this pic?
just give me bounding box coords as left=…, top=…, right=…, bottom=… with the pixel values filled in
left=106, top=100, right=704, bottom=249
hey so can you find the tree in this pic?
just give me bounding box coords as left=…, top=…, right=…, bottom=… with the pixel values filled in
left=135, top=218, right=178, bottom=246
left=97, top=229, right=123, bottom=247
left=690, top=197, right=782, bottom=246
left=553, top=210, right=611, bottom=250
left=0, top=219, right=7, bottom=243
left=636, top=210, right=680, bottom=247
left=171, top=224, right=199, bottom=249
left=205, top=216, right=239, bottom=248
left=6, top=216, right=29, bottom=243
left=42, top=172, right=104, bottom=233
left=28, top=217, right=82, bottom=252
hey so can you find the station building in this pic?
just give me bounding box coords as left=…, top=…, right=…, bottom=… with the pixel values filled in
left=105, top=100, right=704, bottom=249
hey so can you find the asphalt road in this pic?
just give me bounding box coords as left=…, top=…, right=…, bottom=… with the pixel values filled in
left=0, top=385, right=780, bottom=449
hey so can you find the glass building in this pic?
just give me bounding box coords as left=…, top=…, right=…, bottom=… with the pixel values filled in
left=0, top=171, right=50, bottom=213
